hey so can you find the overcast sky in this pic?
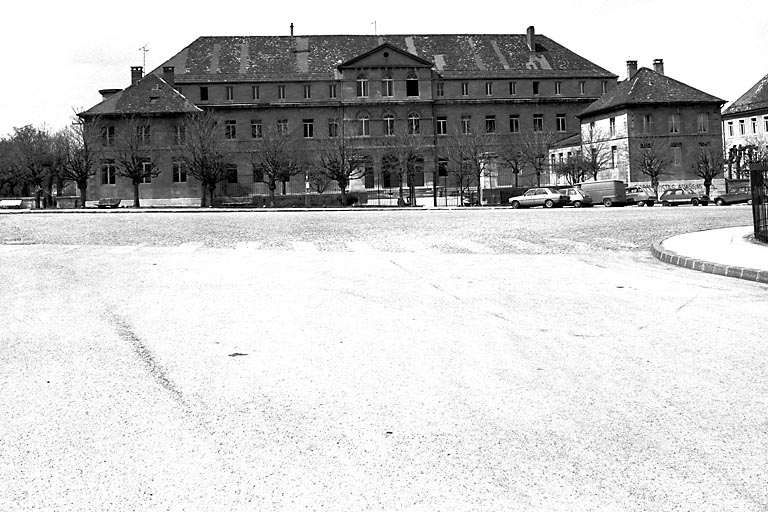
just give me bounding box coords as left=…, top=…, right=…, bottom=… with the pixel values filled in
left=2, top=0, right=767, bottom=137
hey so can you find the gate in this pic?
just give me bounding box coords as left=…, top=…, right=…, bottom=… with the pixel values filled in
left=751, top=163, right=768, bottom=243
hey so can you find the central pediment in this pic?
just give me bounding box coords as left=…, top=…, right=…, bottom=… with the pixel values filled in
left=337, top=43, right=434, bottom=70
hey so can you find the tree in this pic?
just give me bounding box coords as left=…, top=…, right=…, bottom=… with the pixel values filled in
left=181, top=112, right=228, bottom=207
left=442, top=125, right=495, bottom=205
left=313, top=136, right=368, bottom=206
left=115, top=117, right=161, bottom=207
left=580, top=125, right=613, bottom=181
left=500, top=145, right=525, bottom=188
left=60, top=115, right=101, bottom=208
left=0, top=136, right=22, bottom=197
left=520, top=130, right=557, bottom=187
left=553, top=153, right=588, bottom=185
left=693, top=145, right=724, bottom=196
left=251, top=126, right=302, bottom=207
left=10, top=125, right=55, bottom=208
left=633, top=138, right=672, bottom=198
left=378, top=125, right=428, bottom=206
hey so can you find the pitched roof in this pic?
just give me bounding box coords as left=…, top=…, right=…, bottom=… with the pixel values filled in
left=722, top=72, right=768, bottom=117
left=579, top=67, right=724, bottom=118
left=80, top=73, right=202, bottom=117
left=152, top=33, right=617, bottom=82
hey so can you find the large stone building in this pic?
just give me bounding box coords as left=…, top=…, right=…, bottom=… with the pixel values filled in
left=721, top=71, right=768, bottom=178
left=80, top=26, right=617, bottom=206
left=553, top=60, right=725, bottom=190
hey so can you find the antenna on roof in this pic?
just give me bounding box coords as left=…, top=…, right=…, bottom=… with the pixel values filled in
left=371, top=21, right=377, bottom=36
left=139, top=44, right=150, bottom=70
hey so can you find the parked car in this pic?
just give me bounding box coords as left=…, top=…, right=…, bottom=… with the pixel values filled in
left=659, top=188, right=710, bottom=206
left=577, top=180, right=627, bottom=207
left=712, top=187, right=751, bottom=206
left=509, top=187, right=570, bottom=208
left=557, top=187, right=593, bottom=207
left=625, top=186, right=657, bottom=207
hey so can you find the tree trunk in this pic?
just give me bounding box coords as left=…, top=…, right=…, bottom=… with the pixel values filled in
left=340, top=187, right=348, bottom=207
left=704, top=180, right=712, bottom=196
left=200, top=186, right=208, bottom=207
left=34, top=188, right=42, bottom=209
left=208, top=186, right=215, bottom=208
left=268, top=180, right=277, bottom=207
left=133, top=182, right=140, bottom=208
left=78, top=182, right=87, bottom=208
left=397, top=171, right=405, bottom=206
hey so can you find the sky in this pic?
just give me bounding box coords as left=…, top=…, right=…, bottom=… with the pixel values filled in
left=2, top=0, right=767, bottom=137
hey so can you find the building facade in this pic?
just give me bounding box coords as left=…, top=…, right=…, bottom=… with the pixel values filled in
left=722, top=72, right=768, bottom=178
left=81, top=26, right=617, bottom=206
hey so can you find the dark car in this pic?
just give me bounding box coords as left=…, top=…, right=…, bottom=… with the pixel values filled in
left=713, top=187, right=751, bottom=206
left=659, top=188, right=710, bottom=206
left=625, top=186, right=657, bottom=207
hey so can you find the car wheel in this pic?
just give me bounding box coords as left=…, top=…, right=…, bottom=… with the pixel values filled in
left=716, top=198, right=725, bottom=206
left=691, top=198, right=699, bottom=206
left=544, top=199, right=554, bottom=208
left=646, top=201, right=654, bottom=207
left=573, top=200, right=582, bottom=208
left=701, top=201, right=709, bottom=206
left=510, top=200, right=520, bottom=209
left=603, top=198, right=613, bottom=207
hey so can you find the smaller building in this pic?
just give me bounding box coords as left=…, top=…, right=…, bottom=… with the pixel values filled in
left=722, top=72, right=768, bottom=178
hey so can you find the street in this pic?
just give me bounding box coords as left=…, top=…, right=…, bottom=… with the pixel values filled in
left=1, top=206, right=766, bottom=511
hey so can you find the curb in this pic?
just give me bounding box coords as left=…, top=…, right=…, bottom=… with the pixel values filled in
left=651, top=239, right=768, bottom=284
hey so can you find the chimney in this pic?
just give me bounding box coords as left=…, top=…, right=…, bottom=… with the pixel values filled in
left=526, top=26, right=536, bottom=51
left=653, top=59, right=664, bottom=75
left=626, top=60, right=638, bottom=78
left=131, top=66, right=143, bottom=84
left=162, top=66, right=175, bottom=87
left=99, top=88, right=122, bottom=101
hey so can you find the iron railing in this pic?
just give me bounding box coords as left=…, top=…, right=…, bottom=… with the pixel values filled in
left=750, top=164, right=768, bottom=243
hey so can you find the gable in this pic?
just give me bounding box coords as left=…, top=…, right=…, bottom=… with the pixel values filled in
left=338, top=43, right=434, bottom=70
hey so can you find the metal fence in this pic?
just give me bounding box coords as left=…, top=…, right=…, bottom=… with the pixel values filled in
left=751, top=164, right=768, bottom=243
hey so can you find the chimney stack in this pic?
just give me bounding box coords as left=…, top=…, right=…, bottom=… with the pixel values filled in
left=626, top=60, right=638, bottom=78
left=131, top=66, right=143, bottom=84
left=653, top=59, right=664, bottom=75
left=526, top=26, right=536, bottom=51
left=162, top=66, right=175, bottom=87
left=99, top=88, right=122, bottom=101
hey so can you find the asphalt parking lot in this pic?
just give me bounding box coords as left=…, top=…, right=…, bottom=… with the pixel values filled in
left=1, top=206, right=766, bottom=511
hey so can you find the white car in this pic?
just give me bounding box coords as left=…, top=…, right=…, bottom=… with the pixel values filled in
left=509, top=188, right=570, bottom=209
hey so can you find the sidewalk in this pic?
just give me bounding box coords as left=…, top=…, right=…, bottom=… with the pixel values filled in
left=652, top=225, right=768, bottom=284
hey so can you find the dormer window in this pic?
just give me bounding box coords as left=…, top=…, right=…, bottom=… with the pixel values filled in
left=406, top=73, right=419, bottom=97
left=356, top=73, right=369, bottom=97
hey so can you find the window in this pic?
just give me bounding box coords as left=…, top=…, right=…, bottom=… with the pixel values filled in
left=383, top=114, right=395, bottom=136
left=642, top=114, right=653, bottom=134
left=226, top=86, right=234, bottom=100
left=173, top=125, right=186, bottom=146
left=601, top=81, right=608, bottom=94
left=436, top=117, right=447, bottom=135
left=436, top=82, right=444, bottom=97
left=532, top=81, right=540, bottom=95
left=485, top=82, right=493, bottom=96
left=137, top=125, right=151, bottom=146
left=668, top=113, right=680, bottom=133
left=172, top=161, right=186, bottom=183
left=226, top=164, right=238, bottom=183
left=555, top=81, right=562, bottom=95
left=671, top=143, right=682, bottom=167
left=609, top=117, right=616, bottom=137
left=406, top=73, right=419, bottom=96
left=739, top=119, right=745, bottom=135
left=461, top=82, right=469, bottom=96
left=356, top=74, right=369, bottom=97
left=200, top=86, right=208, bottom=101
left=752, top=117, right=758, bottom=133
left=697, top=113, right=710, bottom=133
left=509, top=82, right=517, bottom=95
left=611, top=146, right=617, bottom=168
left=252, top=85, right=260, bottom=100
left=509, top=115, right=520, bottom=133
left=303, top=85, right=311, bottom=99
left=251, top=120, right=262, bottom=139
left=556, top=114, right=566, bottom=132
left=533, top=114, right=543, bottom=132
left=408, top=113, right=420, bottom=135
left=277, top=119, right=288, bottom=135
left=485, top=115, right=496, bottom=134
left=359, top=114, right=370, bottom=136
left=728, top=122, right=733, bottom=136
left=329, top=84, right=337, bottom=99
left=382, top=75, right=394, bottom=97
left=101, top=159, right=116, bottom=185
left=461, top=115, right=471, bottom=134
left=278, top=85, right=286, bottom=100
left=140, top=160, right=153, bottom=183
left=579, top=81, right=586, bottom=95
left=102, top=126, right=115, bottom=147
left=225, top=120, right=237, bottom=140
left=764, top=116, right=768, bottom=132
left=328, top=118, right=339, bottom=138
left=303, top=119, right=314, bottom=138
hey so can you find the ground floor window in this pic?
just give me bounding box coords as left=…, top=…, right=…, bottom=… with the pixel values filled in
left=173, top=161, right=186, bottom=183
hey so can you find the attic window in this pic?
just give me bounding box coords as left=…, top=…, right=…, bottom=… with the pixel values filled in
left=383, top=51, right=390, bottom=58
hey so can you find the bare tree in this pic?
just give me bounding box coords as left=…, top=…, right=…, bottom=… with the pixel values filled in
left=0, top=136, right=19, bottom=196
left=442, top=125, right=495, bottom=205
left=500, top=144, right=525, bottom=188
left=313, top=136, right=368, bottom=206
left=520, top=130, right=558, bottom=187
left=60, top=115, right=101, bottom=208
left=115, top=117, right=161, bottom=207
left=181, top=112, right=228, bottom=207
left=251, top=126, right=302, bottom=207
left=553, top=154, right=588, bottom=185
left=378, top=125, right=428, bottom=206
left=633, top=138, right=672, bottom=198
left=580, top=125, right=613, bottom=181
left=693, top=145, right=724, bottom=196
left=10, top=125, right=55, bottom=208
